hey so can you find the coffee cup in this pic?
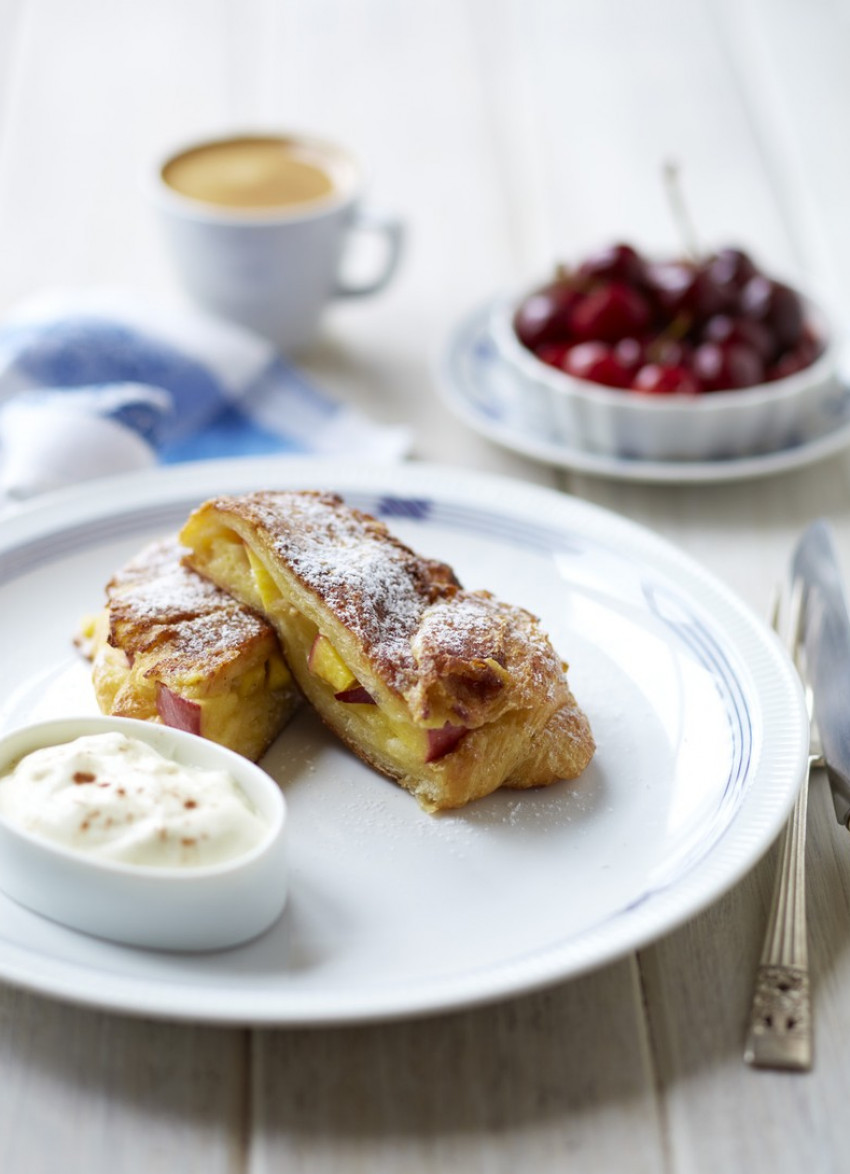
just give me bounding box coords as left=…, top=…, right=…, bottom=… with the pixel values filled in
left=150, top=132, right=403, bottom=353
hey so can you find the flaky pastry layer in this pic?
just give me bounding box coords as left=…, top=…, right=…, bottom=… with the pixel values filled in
left=179, top=490, right=594, bottom=811
left=86, top=536, right=298, bottom=762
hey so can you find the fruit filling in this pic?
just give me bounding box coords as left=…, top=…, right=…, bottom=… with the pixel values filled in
left=308, top=633, right=360, bottom=695
left=306, top=633, right=467, bottom=762
left=207, top=536, right=472, bottom=768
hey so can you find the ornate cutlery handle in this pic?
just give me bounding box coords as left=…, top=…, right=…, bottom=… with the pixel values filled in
left=744, top=771, right=811, bottom=1069
left=744, top=583, right=813, bottom=1071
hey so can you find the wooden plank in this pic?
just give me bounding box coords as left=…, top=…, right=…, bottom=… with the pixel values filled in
left=6, top=0, right=850, bottom=1172
left=0, top=0, right=240, bottom=301
left=0, top=0, right=29, bottom=161
left=480, top=1, right=850, bottom=1171
left=712, top=0, right=850, bottom=314
left=467, top=0, right=799, bottom=278
left=571, top=0, right=850, bottom=1157
left=639, top=771, right=850, bottom=1173
left=0, top=4, right=258, bottom=1172
left=241, top=3, right=664, bottom=1170
left=246, top=0, right=561, bottom=476
left=0, top=988, right=247, bottom=1174
left=251, top=960, right=666, bottom=1174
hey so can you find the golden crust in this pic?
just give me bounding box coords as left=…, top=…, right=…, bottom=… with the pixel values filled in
left=104, top=537, right=274, bottom=679
left=89, top=536, right=299, bottom=762
left=196, top=489, right=461, bottom=695
left=408, top=589, right=567, bottom=726
left=180, top=490, right=595, bottom=810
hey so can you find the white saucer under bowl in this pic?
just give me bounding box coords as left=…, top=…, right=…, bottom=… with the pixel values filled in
left=437, top=300, right=850, bottom=484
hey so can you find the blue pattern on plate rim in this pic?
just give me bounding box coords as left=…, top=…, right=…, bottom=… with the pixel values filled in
left=374, top=496, right=433, bottom=521
left=0, top=489, right=753, bottom=932
left=629, top=580, right=753, bottom=901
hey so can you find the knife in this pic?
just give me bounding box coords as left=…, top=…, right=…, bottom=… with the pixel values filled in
left=791, top=519, right=850, bottom=827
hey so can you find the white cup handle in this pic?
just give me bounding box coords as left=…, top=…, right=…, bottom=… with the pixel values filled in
left=335, top=209, right=404, bottom=299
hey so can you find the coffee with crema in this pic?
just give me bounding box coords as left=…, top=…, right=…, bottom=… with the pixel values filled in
left=161, top=136, right=337, bottom=210
left=154, top=130, right=401, bottom=353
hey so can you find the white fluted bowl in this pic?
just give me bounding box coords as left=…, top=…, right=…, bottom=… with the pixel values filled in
left=490, top=289, right=845, bottom=462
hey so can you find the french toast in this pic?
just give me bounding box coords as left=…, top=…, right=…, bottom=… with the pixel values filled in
left=85, top=536, right=299, bottom=762
left=179, top=490, right=594, bottom=810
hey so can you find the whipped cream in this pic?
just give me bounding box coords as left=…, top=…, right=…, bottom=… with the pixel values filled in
left=0, top=731, right=268, bottom=868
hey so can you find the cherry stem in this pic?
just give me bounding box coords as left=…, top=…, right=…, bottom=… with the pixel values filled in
left=663, top=160, right=701, bottom=262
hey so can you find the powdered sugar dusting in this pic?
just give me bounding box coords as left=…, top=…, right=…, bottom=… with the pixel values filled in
left=212, top=491, right=569, bottom=714
left=231, top=492, right=456, bottom=690
left=415, top=591, right=566, bottom=710
left=107, top=536, right=273, bottom=669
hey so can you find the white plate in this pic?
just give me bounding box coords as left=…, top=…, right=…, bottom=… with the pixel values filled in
left=0, top=457, right=807, bottom=1024
left=438, top=301, right=850, bottom=483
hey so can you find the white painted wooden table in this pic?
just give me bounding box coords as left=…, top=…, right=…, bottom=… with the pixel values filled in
left=1, top=1, right=849, bottom=1170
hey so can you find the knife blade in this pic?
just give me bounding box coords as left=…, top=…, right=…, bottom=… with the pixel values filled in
left=791, top=519, right=850, bottom=826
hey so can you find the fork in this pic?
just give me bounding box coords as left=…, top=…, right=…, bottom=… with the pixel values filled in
left=743, top=580, right=821, bottom=1071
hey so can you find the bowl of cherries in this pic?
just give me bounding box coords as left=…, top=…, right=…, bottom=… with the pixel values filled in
left=491, top=242, right=842, bottom=461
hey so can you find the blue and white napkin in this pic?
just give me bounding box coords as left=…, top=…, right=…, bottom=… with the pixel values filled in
left=0, top=289, right=410, bottom=500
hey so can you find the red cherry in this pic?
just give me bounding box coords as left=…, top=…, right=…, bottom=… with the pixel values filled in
left=644, top=261, right=692, bottom=312
left=688, top=267, right=734, bottom=321
left=767, top=335, right=822, bottom=380
left=561, top=341, right=633, bottom=388
left=632, top=364, right=699, bottom=396
left=534, top=341, right=571, bottom=369
left=569, top=281, right=652, bottom=342
left=517, top=245, right=816, bottom=399
left=706, top=248, right=758, bottom=291
left=740, top=277, right=804, bottom=353
left=514, top=282, right=579, bottom=349
left=767, top=352, right=809, bottom=380
left=577, top=243, right=646, bottom=287
left=612, top=337, right=646, bottom=376
left=647, top=336, right=693, bottom=367
left=645, top=262, right=730, bottom=323
left=691, top=340, right=765, bottom=391
left=701, top=314, right=773, bottom=363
